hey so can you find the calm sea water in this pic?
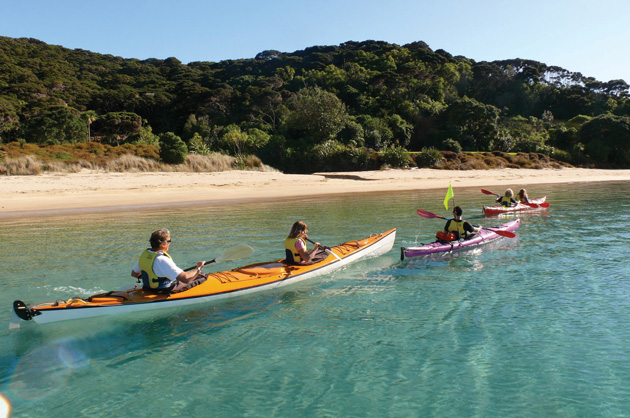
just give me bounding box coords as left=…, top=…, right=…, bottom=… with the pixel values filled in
left=1, top=182, right=630, bottom=417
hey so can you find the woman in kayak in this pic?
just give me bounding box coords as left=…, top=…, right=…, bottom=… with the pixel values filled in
left=131, top=228, right=207, bottom=293
left=285, top=221, right=321, bottom=264
left=496, top=188, right=518, bottom=207
left=443, top=206, right=481, bottom=240
left=517, top=188, right=530, bottom=204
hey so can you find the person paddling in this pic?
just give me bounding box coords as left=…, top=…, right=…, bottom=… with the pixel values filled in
left=285, top=221, right=321, bottom=265
left=516, top=188, right=530, bottom=204
left=131, top=228, right=207, bottom=293
left=443, top=206, right=480, bottom=241
left=496, top=188, right=518, bottom=207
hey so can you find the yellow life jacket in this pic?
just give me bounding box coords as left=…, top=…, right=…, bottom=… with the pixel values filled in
left=500, top=196, right=513, bottom=207
left=447, top=219, right=467, bottom=240
left=139, top=249, right=173, bottom=289
left=285, top=237, right=307, bottom=264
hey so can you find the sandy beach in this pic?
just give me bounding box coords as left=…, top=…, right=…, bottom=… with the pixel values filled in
left=2, top=167, right=630, bottom=218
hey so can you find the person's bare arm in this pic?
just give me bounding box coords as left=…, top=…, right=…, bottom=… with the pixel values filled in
left=175, top=261, right=205, bottom=283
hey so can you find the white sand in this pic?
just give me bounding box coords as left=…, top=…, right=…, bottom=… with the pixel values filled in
left=2, top=167, right=630, bottom=217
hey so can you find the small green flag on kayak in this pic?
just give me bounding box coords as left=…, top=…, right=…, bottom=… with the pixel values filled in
left=444, top=183, right=454, bottom=210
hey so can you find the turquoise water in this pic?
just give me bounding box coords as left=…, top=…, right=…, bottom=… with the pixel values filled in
left=2, top=183, right=630, bottom=417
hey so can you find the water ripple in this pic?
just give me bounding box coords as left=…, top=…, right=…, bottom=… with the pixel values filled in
left=4, top=184, right=630, bottom=416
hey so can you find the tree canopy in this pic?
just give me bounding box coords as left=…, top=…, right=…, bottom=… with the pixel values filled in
left=1, top=36, right=629, bottom=171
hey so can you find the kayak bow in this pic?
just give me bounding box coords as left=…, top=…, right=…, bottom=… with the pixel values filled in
left=401, top=220, right=519, bottom=259
left=10, top=229, right=396, bottom=328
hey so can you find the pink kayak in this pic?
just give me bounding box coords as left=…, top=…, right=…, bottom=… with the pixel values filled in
left=401, top=219, right=520, bottom=259
left=483, top=197, right=548, bottom=216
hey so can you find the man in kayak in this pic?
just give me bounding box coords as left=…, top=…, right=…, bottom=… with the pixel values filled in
left=131, top=228, right=207, bottom=293
left=285, top=221, right=322, bottom=264
left=444, top=206, right=481, bottom=240
left=496, top=188, right=518, bottom=207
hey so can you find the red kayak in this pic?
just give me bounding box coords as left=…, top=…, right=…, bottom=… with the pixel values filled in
left=483, top=197, right=548, bottom=216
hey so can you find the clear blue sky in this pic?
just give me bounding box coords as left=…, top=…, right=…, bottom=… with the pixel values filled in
left=3, top=0, right=629, bottom=83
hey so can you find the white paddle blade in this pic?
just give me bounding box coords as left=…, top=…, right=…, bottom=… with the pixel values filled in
left=216, top=244, right=255, bottom=262
left=9, top=309, right=22, bottom=330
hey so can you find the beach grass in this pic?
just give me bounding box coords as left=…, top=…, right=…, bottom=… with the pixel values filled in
left=1, top=141, right=569, bottom=176
left=0, top=150, right=276, bottom=175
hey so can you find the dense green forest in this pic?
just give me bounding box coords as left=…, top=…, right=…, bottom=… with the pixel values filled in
left=1, top=36, right=630, bottom=172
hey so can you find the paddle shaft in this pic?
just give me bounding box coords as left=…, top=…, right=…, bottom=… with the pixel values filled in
left=482, top=188, right=541, bottom=208
left=305, top=237, right=330, bottom=250
left=481, top=189, right=500, bottom=197
left=184, top=259, right=216, bottom=272
left=182, top=244, right=255, bottom=272
left=417, top=209, right=515, bottom=238
left=305, top=237, right=340, bottom=260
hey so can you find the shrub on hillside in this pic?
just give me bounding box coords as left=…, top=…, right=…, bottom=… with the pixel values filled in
left=345, top=147, right=371, bottom=170
left=415, top=147, right=444, bottom=167
left=159, top=132, right=188, bottom=164
left=381, top=145, right=411, bottom=168
left=549, top=147, right=571, bottom=163
left=307, top=141, right=372, bottom=171
left=234, top=155, right=264, bottom=169
left=311, top=140, right=347, bottom=171
left=441, top=138, right=462, bottom=154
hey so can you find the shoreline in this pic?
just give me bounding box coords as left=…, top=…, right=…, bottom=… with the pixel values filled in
left=2, top=167, right=630, bottom=218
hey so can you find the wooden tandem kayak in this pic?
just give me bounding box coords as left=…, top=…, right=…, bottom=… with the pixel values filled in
left=10, top=228, right=396, bottom=328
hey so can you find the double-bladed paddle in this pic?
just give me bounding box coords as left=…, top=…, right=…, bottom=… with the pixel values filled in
left=183, top=244, right=255, bottom=271
left=305, top=237, right=330, bottom=250
left=416, top=209, right=516, bottom=238
left=481, top=189, right=549, bottom=208
left=305, top=237, right=341, bottom=260
left=481, top=188, right=501, bottom=198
